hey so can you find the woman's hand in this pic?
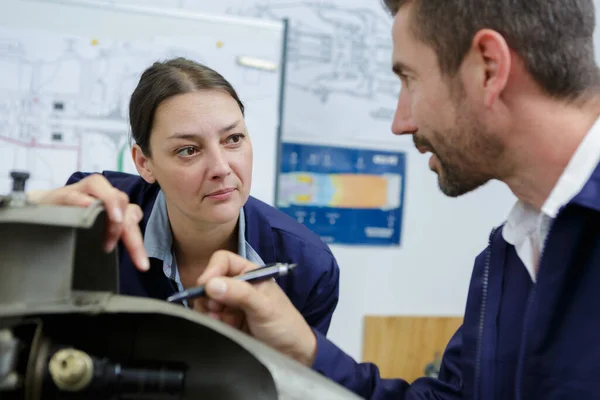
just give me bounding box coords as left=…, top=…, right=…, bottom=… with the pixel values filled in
left=28, top=174, right=150, bottom=271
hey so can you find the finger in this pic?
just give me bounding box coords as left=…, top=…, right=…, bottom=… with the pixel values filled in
left=26, top=189, right=51, bottom=205
left=240, top=319, right=250, bottom=334
left=206, top=308, right=245, bottom=329
left=102, top=203, right=126, bottom=253
left=117, top=204, right=149, bottom=271
left=60, top=190, right=97, bottom=208
left=192, top=297, right=225, bottom=314
left=197, top=250, right=260, bottom=285
left=220, top=308, right=245, bottom=329
left=204, top=277, right=271, bottom=321
left=29, top=188, right=96, bottom=208
left=78, top=174, right=129, bottom=225
left=206, top=299, right=224, bottom=313
left=192, top=297, right=210, bottom=314
left=77, top=176, right=130, bottom=249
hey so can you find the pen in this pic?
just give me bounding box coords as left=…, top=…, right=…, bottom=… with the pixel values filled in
left=166, top=262, right=297, bottom=303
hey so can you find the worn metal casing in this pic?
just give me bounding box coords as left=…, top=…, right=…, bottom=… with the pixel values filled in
left=0, top=200, right=361, bottom=399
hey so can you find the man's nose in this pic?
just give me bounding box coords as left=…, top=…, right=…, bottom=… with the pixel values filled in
left=391, top=89, right=417, bottom=136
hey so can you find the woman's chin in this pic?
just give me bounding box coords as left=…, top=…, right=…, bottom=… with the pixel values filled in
left=202, top=204, right=241, bottom=225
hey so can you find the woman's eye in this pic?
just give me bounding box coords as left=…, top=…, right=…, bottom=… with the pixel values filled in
left=225, top=134, right=245, bottom=145
left=177, top=146, right=197, bottom=157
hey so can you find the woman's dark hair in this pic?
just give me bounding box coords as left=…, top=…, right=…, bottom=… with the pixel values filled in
left=129, top=57, right=245, bottom=155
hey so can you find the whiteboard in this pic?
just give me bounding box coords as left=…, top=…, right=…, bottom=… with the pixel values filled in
left=0, top=0, right=286, bottom=205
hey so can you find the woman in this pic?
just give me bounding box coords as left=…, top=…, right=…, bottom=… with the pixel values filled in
left=65, top=57, right=340, bottom=335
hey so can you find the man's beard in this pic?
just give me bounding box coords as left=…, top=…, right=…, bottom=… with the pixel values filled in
left=413, top=122, right=502, bottom=198
left=436, top=149, right=490, bottom=197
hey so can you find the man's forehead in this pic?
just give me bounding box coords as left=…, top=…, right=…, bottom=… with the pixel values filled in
left=391, top=2, right=413, bottom=44
left=391, top=6, right=416, bottom=71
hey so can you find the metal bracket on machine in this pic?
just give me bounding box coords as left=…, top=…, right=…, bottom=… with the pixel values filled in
left=0, top=170, right=119, bottom=307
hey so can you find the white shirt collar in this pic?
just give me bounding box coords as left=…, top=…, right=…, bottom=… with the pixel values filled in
left=541, top=116, right=600, bottom=218
left=503, top=115, right=600, bottom=282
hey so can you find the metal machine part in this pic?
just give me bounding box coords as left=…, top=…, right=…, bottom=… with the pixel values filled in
left=0, top=329, right=20, bottom=391
left=0, top=170, right=361, bottom=400
left=48, top=348, right=95, bottom=392
left=44, top=346, right=186, bottom=398
left=0, top=171, right=30, bottom=209
left=8, top=171, right=30, bottom=208
left=1, top=320, right=187, bottom=400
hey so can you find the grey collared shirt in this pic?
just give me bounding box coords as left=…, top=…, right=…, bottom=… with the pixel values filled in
left=144, top=190, right=265, bottom=306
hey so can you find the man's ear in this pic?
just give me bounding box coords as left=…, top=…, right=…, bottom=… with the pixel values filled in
left=131, top=144, right=156, bottom=184
left=471, top=29, right=511, bottom=108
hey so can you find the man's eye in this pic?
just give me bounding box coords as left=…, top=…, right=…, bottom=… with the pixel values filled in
left=177, top=146, right=197, bottom=157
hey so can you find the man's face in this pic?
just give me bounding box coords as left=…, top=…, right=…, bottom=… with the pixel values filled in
left=390, top=4, right=503, bottom=197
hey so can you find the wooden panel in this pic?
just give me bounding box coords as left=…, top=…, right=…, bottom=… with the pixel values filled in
left=362, top=316, right=463, bottom=383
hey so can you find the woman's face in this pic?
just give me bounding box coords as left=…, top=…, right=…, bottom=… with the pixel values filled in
left=135, top=90, right=253, bottom=227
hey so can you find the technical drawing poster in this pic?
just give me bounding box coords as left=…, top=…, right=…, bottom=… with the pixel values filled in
left=67, top=0, right=401, bottom=144
left=204, top=0, right=401, bottom=144
left=277, top=143, right=405, bottom=246
left=0, top=23, right=282, bottom=205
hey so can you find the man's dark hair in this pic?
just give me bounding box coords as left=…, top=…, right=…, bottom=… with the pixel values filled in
left=129, top=57, right=245, bottom=156
left=382, top=0, right=600, bottom=100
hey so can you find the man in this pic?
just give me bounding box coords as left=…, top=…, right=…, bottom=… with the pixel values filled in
left=27, top=0, right=600, bottom=398
left=192, top=0, right=600, bottom=398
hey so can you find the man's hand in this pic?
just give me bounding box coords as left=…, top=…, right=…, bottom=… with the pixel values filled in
left=27, top=174, right=149, bottom=272
left=193, top=250, right=318, bottom=367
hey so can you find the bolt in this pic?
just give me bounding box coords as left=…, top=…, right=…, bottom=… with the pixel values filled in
left=10, top=171, right=29, bottom=193
left=48, top=348, right=93, bottom=391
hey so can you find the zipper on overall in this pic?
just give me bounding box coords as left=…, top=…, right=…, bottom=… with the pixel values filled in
left=515, top=216, right=552, bottom=400
left=474, top=227, right=496, bottom=400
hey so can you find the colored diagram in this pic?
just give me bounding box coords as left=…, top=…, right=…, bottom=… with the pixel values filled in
left=278, top=172, right=402, bottom=210
left=55, top=0, right=401, bottom=144
left=277, top=142, right=406, bottom=246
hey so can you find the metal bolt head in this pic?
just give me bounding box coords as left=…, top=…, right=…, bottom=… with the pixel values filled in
left=10, top=171, right=30, bottom=193
left=48, top=348, right=93, bottom=391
